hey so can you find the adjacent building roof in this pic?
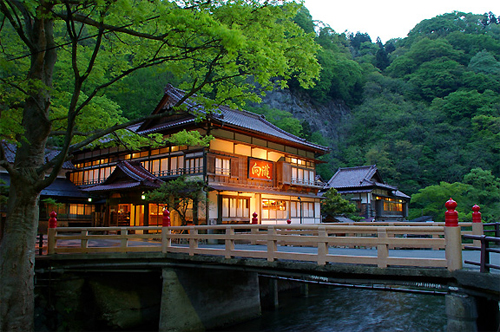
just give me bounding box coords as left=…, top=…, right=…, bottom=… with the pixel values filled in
left=0, top=173, right=88, bottom=198
left=82, top=161, right=163, bottom=192
left=2, top=142, right=74, bottom=169
left=137, top=84, right=329, bottom=154
left=324, top=165, right=410, bottom=199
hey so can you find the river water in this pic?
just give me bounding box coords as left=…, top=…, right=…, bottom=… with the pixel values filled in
left=216, top=285, right=447, bottom=332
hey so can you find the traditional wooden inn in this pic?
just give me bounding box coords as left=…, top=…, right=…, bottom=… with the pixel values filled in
left=65, top=84, right=329, bottom=227
left=323, top=165, right=410, bottom=222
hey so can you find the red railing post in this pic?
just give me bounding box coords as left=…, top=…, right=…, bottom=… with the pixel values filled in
left=251, top=212, right=258, bottom=224
left=162, top=209, right=171, bottom=227
left=445, top=198, right=458, bottom=227
left=444, top=198, right=462, bottom=271
left=472, top=204, right=484, bottom=247
left=162, top=209, right=171, bottom=253
left=47, top=211, right=57, bottom=255
left=48, top=211, right=57, bottom=228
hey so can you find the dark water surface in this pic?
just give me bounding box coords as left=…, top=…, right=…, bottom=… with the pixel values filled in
left=216, top=285, right=446, bottom=332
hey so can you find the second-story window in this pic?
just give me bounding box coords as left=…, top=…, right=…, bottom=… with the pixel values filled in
left=215, top=157, right=230, bottom=176
left=185, top=157, right=203, bottom=174
left=291, top=167, right=315, bottom=186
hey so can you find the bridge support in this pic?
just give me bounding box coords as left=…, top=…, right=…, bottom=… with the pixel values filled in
left=159, top=267, right=261, bottom=332
left=445, top=292, right=478, bottom=332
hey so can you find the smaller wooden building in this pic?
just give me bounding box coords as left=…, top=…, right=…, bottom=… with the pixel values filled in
left=323, top=165, right=410, bottom=222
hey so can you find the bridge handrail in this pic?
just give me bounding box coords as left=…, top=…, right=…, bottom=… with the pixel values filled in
left=463, top=234, right=500, bottom=272
left=46, top=223, right=468, bottom=271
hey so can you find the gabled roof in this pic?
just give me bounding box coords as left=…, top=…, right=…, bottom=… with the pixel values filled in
left=324, top=165, right=411, bottom=200
left=82, top=161, right=163, bottom=192
left=326, top=165, right=385, bottom=189
left=137, top=84, right=329, bottom=154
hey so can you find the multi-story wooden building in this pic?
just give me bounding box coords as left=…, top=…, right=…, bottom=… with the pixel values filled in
left=70, top=85, right=329, bottom=227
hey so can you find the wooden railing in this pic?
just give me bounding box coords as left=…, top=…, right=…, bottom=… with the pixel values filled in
left=464, top=222, right=500, bottom=272
left=46, top=223, right=473, bottom=271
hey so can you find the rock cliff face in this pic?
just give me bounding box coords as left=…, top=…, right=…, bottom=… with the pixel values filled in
left=254, top=88, right=351, bottom=145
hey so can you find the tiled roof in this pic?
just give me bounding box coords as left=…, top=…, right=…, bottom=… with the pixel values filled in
left=137, top=84, right=329, bottom=153
left=0, top=173, right=87, bottom=198
left=82, top=161, right=163, bottom=192
left=326, top=165, right=380, bottom=189
left=81, top=181, right=144, bottom=192
left=324, top=165, right=410, bottom=200
left=2, top=142, right=74, bottom=169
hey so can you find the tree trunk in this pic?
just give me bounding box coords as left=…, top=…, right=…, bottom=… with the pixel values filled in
left=0, top=182, right=40, bottom=332
left=0, top=5, right=56, bottom=330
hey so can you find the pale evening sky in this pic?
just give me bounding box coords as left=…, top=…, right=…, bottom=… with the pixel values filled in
left=302, top=0, right=500, bottom=43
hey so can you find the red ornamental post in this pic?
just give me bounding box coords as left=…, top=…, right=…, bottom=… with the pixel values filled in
left=445, top=198, right=458, bottom=227
left=162, top=209, right=171, bottom=227
left=286, top=219, right=291, bottom=225
left=251, top=212, right=258, bottom=224
left=48, top=211, right=57, bottom=228
left=472, top=204, right=481, bottom=223
left=471, top=204, right=483, bottom=247
left=444, top=198, right=462, bottom=271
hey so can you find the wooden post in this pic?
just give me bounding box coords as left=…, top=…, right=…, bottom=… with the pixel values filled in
left=81, top=230, right=89, bottom=253
left=225, top=226, right=234, bottom=259
left=471, top=204, right=483, bottom=248
left=47, top=211, right=57, bottom=255
left=377, top=227, right=389, bottom=268
left=267, top=226, right=276, bottom=262
left=444, top=198, right=463, bottom=271
left=317, top=226, right=327, bottom=265
left=161, top=209, right=171, bottom=253
left=189, top=227, right=198, bottom=256
left=120, top=228, right=128, bottom=251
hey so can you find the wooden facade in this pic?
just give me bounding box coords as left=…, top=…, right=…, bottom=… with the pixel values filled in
left=71, top=85, right=329, bottom=227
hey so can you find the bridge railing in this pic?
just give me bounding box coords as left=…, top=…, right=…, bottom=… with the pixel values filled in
left=46, top=223, right=464, bottom=270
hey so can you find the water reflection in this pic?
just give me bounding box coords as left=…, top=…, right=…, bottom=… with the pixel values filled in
left=217, top=285, right=446, bottom=332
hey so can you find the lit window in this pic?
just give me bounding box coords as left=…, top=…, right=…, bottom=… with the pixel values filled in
left=222, top=197, right=249, bottom=218
left=215, top=158, right=230, bottom=176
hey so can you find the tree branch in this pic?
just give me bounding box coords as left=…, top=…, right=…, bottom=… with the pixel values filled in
left=0, top=0, right=35, bottom=50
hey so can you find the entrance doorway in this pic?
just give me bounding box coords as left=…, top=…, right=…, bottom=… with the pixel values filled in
left=114, top=204, right=144, bottom=226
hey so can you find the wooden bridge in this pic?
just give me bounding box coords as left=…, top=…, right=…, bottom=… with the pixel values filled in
left=36, top=219, right=500, bottom=332
left=43, top=221, right=484, bottom=271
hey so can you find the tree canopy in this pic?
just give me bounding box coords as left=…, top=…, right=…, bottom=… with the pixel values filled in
left=0, top=1, right=321, bottom=330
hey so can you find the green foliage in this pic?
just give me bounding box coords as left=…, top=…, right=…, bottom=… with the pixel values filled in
left=246, top=105, right=304, bottom=137
left=463, top=168, right=500, bottom=222
left=1, top=0, right=321, bottom=152
left=321, top=188, right=357, bottom=220
left=409, top=182, right=474, bottom=222
left=146, top=176, right=207, bottom=225
left=335, top=9, right=500, bottom=204
left=167, top=130, right=213, bottom=147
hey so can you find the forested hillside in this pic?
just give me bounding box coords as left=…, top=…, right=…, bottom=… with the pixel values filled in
left=289, top=9, right=500, bottom=222
left=107, top=8, right=500, bottom=222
